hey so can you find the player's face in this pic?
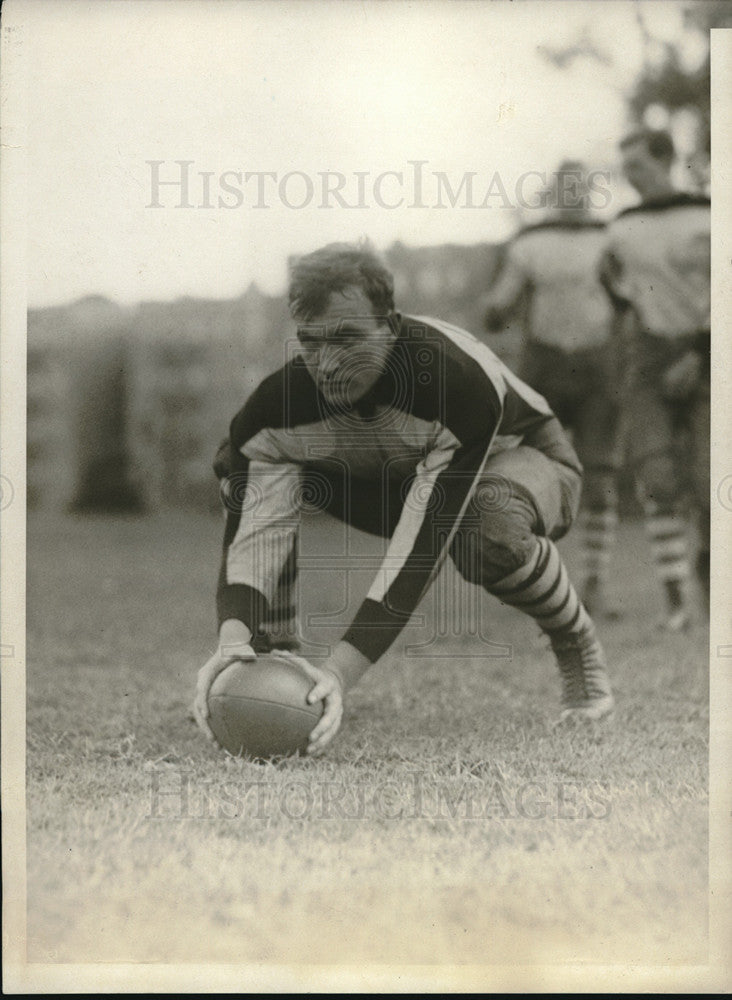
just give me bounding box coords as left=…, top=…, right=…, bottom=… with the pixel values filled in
left=296, top=287, right=397, bottom=406
left=621, top=141, right=671, bottom=198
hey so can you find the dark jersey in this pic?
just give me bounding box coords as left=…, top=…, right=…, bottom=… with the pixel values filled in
left=218, top=314, right=579, bottom=662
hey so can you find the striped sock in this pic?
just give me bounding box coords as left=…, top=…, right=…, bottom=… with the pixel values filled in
left=488, top=537, right=591, bottom=637
left=580, top=506, right=617, bottom=590
left=643, top=502, right=690, bottom=611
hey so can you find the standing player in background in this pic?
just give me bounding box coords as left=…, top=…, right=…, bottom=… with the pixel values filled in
left=601, top=130, right=710, bottom=631
left=196, top=242, right=615, bottom=753
left=482, top=162, right=621, bottom=620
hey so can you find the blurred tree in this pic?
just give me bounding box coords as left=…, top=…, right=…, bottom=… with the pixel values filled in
left=629, top=0, right=731, bottom=188
left=537, top=25, right=613, bottom=69
left=538, top=1, right=732, bottom=191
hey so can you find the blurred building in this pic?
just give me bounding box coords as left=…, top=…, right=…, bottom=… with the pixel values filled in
left=27, top=241, right=510, bottom=513
left=27, top=296, right=140, bottom=512
left=386, top=240, right=521, bottom=368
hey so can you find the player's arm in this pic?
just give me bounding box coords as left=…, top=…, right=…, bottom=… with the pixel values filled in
left=483, top=242, right=529, bottom=332
left=663, top=222, right=710, bottom=398
left=303, top=429, right=501, bottom=754
left=195, top=401, right=302, bottom=739
left=598, top=239, right=634, bottom=318
left=597, top=240, right=643, bottom=402
left=343, top=365, right=503, bottom=668
left=305, top=359, right=503, bottom=753
left=212, top=437, right=231, bottom=480
left=195, top=413, right=262, bottom=740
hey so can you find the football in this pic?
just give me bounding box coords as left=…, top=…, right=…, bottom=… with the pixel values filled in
left=207, top=654, right=323, bottom=759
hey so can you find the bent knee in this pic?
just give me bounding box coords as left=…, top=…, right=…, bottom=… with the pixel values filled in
left=452, top=509, right=538, bottom=587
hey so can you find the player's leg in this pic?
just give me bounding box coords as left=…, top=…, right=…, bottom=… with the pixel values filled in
left=451, top=443, right=614, bottom=721
left=215, top=449, right=403, bottom=651
left=520, top=342, right=620, bottom=616
left=628, top=388, right=692, bottom=630
left=257, top=461, right=402, bottom=650
left=688, top=382, right=710, bottom=615
left=214, top=440, right=300, bottom=651
left=255, top=542, right=301, bottom=652
left=573, top=379, right=622, bottom=619
left=577, top=466, right=619, bottom=616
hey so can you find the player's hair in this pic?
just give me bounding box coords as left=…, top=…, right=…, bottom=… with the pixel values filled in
left=288, top=240, right=395, bottom=320
left=620, top=128, right=675, bottom=163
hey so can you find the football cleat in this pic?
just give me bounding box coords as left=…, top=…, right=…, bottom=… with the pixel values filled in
left=551, top=625, right=615, bottom=722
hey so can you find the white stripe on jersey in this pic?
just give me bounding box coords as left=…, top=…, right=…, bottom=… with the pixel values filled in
left=366, top=425, right=460, bottom=603
left=411, top=315, right=552, bottom=417
left=410, top=315, right=508, bottom=403
left=365, top=316, right=546, bottom=608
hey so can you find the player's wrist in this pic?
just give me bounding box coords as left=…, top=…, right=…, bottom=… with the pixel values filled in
left=218, top=618, right=253, bottom=654
left=327, top=641, right=371, bottom=692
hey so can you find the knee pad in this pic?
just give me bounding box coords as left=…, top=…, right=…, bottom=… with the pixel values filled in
left=452, top=508, right=538, bottom=587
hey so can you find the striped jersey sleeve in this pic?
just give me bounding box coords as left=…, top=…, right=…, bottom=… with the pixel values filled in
left=216, top=367, right=305, bottom=634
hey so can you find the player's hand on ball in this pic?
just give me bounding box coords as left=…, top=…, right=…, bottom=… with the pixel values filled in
left=271, top=650, right=344, bottom=754
left=193, top=639, right=256, bottom=742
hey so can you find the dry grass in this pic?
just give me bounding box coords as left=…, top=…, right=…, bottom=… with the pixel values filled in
left=26, top=511, right=709, bottom=967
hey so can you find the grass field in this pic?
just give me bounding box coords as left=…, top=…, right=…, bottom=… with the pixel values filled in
left=25, top=509, right=709, bottom=969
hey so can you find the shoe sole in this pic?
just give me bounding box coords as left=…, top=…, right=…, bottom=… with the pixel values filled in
left=558, top=699, right=616, bottom=723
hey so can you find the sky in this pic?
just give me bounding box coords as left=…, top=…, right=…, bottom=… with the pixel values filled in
left=14, top=0, right=697, bottom=307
